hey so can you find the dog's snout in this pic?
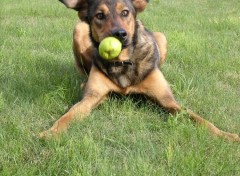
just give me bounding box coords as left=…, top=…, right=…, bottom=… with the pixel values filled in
left=112, top=29, right=128, bottom=41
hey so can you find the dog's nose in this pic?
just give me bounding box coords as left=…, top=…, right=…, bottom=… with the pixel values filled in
left=112, top=29, right=128, bottom=41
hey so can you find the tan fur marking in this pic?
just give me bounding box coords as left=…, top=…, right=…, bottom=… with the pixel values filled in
left=126, top=14, right=135, bottom=42
left=118, top=48, right=130, bottom=61
left=116, top=2, right=126, bottom=14
left=97, top=3, right=109, bottom=15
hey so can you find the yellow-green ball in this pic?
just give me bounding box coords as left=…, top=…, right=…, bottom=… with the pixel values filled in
left=99, top=37, right=122, bottom=60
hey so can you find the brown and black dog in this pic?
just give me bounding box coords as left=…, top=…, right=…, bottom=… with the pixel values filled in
left=40, top=0, right=239, bottom=142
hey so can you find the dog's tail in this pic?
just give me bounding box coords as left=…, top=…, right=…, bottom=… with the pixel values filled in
left=185, top=109, right=240, bottom=142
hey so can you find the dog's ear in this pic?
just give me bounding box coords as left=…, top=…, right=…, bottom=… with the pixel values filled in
left=59, top=0, right=87, bottom=10
left=59, top=0, right=88, bottom=21
left=131, top=0, right=149, bottom=12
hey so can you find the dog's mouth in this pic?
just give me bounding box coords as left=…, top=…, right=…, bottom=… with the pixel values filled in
left=121, top=40, right=131, bottom=49
left=101, top=29, right=132, bottom=50
left=97, top=36, right=132, bottom=62
left=99, top=36, right=131, bottom=50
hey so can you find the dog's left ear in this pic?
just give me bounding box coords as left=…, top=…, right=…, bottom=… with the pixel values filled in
left=131, top=0, right=149, bottom=12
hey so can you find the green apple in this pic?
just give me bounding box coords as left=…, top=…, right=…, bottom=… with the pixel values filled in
left=98, top=37, right=122, bottom=60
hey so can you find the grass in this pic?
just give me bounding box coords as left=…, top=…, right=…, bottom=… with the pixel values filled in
left=0, top=0, right=240, bottom=175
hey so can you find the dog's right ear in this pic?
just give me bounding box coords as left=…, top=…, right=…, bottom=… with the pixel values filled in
left=132, top=0, right=149, bottom=12
left=59, top=0, right=88, bottom=21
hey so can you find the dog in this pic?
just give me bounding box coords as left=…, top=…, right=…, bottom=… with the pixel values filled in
left=39, top=0, right=239, bottom=142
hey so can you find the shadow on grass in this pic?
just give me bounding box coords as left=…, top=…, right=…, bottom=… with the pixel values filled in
left=0, top=56, right=85, bottom=108
left=108, top=93, right=171, bottom=121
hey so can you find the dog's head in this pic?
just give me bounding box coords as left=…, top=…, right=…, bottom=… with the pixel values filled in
left=60, top=0, right=149, bottom=48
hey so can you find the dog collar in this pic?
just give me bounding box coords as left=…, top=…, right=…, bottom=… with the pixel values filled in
left=108, top=60, right=133, bottom=67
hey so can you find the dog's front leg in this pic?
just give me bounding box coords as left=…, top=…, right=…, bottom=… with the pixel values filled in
left=137, top=69, right=240, bottom=142
left=39, top=66, right=117, bottom=138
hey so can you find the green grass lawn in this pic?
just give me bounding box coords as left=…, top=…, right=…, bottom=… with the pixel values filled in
left=1, top=0, right=240, bottom=175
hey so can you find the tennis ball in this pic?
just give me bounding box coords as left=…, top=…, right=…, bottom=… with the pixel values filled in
left=99, top=37, right=122, bottom=60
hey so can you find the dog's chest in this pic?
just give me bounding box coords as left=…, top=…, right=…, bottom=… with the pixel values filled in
left=108, top=65, right=136, bottom=88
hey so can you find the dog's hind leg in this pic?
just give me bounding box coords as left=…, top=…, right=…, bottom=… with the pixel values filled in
left=153, top=32, right=167, bottom=65
left=73, top=22, right=94, bottom=74
left=39, top=66, right=119, bottom=139
left=136, top=69, right=240, bottom=142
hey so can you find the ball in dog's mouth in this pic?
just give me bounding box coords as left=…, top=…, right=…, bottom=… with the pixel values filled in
left=98, top=37, right=122, bottom=60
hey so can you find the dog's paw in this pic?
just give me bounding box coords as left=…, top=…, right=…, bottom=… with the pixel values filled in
left=223, top=132, right=240, bottom=142
left=230, top=134, right=240, bottom=142
left=39, top=123, right=68, bottom=139
left=39, top=130, right=52, bottom=139
left=39, top=129, right=58, bottom=139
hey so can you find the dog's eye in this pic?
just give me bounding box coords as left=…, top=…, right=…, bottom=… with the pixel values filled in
left=96, top=12, right=104, bottom=20
left=121, top=10, right=129, bottom=17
